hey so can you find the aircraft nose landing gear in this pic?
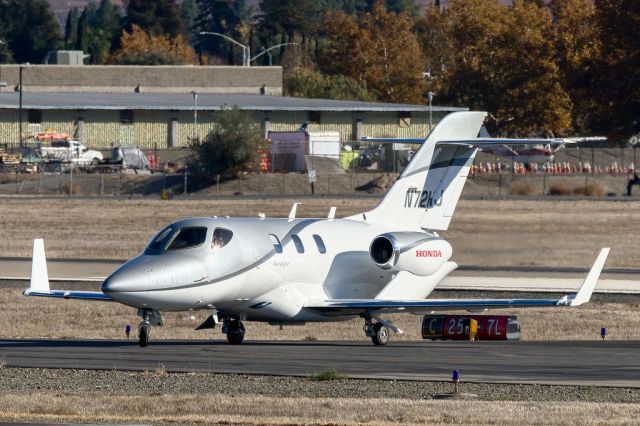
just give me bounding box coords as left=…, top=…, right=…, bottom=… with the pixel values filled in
left=137, top=308, right=163, bottom=347
left=223, top=318, right=245, bottom=344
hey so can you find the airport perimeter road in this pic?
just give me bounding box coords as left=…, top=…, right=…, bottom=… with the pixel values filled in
left=1, top=258, right=640, bottom=292
left=0, top=339, right=639, bottom=387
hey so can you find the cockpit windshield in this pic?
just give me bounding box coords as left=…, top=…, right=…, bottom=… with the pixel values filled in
left=147, top=226, right=174, bottom=251
left=166, top=227, right=208, bottom=251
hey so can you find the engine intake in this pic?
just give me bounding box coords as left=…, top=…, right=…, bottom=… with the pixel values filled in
left=369, top=232, right=451, bottom=276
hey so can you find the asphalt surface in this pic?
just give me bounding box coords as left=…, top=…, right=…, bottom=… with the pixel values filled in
left=0, top=339, right=638, bottom=387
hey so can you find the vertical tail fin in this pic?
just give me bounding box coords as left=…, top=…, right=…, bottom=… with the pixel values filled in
left=362, top=111, right=487, bottom=231
left=28, top=238, right=51, bottom=293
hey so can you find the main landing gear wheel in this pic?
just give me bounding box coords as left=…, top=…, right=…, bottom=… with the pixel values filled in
left=226, top=320, right=245, bottom=344
left=371, top=323, right=389, bottom=346
left=139, top=324, right=150, bottom=347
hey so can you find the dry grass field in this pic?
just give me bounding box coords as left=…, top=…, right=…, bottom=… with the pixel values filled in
left=1, top=393, right=638, bottom=425
left=0, top=196, right=638, bottom=268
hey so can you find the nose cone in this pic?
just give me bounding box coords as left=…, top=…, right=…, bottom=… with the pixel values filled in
left=101, top=256, right=152, bottom=294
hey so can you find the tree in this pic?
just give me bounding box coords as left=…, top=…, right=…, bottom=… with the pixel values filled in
left=180, top=0, right=200, bottom=45
left=591, top=0, right=640, bottom=139
left=64, top=8, right=80, bottom=49
left=285, top=68, right=376, bottom=101
left=321, top=1, right=426, bottom=103
left=82, top=0, right=123, bottom=64
left=75, top=9, right=89, bottom=54
left=434, top=0, right=572, bottom=136
left=124, top=0, right=183, bottom=38
left=192, top=107, right=266, bottom=177
left=109, top=25, right=197, bottom=65
left=550, top=0, right=600, bottom=134
left=194, top=0, right=250, bottom=63
left=0, top=0, right=62, bottom=64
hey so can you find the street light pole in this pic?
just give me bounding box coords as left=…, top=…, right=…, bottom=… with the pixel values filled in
left=250, top=43, right=296, bottom=65
left=427, top=91, right=435, bottom=131
left=199, top=32, right=249, bottom=66
left=0, top=40, right=5, bottom=93
left=192, top=90, right=199, bottom=142
left=18, top=64, right=24, bottom=148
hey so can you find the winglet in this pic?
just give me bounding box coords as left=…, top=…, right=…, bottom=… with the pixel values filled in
left=288, top=203, right=299, bottom=222
left=327, top=207, right=336, bottom=221
left=27, top=239, right=50, bottom=294
left=569, top=248, right=610, bottom=306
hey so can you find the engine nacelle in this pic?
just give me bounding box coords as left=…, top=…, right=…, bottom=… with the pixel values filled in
left=369, top=232, right=452, bottom=276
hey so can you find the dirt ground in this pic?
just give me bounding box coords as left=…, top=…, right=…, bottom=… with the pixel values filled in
left=0, top=196, right=637, bottom=267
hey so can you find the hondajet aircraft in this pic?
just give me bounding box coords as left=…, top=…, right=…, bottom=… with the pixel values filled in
left=24, top=111, right=609, bottom=346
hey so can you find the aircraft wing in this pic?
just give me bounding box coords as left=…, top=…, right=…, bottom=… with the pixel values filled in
left=361, top=136, right=566, bottom=146
left=304, top=248, right=609, bottom=316
left=438, top=138, right=565, bottom=147
left=23, top=239, right=112, bottom=301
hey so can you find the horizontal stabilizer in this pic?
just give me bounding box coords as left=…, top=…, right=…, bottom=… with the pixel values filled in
left=23, top=239, right=112, bottom=301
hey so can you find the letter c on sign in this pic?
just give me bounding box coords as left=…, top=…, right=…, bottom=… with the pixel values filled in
left=429, top=318, right=437, bottom=334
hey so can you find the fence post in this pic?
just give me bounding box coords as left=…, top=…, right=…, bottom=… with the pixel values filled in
left=69, top=164, right=73, bottom=196
left=117, top=168, right=121, bottom=197
left=542, top=174, right=546, bottom=196
left=216, top=174, right=220, bottom=196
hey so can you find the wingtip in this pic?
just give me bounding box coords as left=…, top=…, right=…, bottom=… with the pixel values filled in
left=570, top=247, right=610, bottom=306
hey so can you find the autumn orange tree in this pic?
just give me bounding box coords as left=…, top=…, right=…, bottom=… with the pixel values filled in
left=109, top=25, right=197, bottom=65
left=591, top=0, right=640, bottom=139
left=320, top=1, right=426, bottom=104
left=428, top=0, right=572, bottom=136
left=550, top=0, right=601, bottom=134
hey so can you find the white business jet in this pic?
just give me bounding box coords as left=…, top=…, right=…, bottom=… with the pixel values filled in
left=24, top=111, right=610, bottom=346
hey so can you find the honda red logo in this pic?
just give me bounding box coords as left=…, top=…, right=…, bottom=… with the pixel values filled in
left=416, top=250, right=442, bottom=258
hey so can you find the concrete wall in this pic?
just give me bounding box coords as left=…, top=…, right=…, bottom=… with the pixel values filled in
left=0, top=65, right=282, bottom=95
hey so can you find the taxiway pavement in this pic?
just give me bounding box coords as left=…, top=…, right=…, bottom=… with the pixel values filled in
left=0, top=339, right=638, bottom=387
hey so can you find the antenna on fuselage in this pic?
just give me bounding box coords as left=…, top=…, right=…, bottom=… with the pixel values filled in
left=288, top=203, right=299, bottom=222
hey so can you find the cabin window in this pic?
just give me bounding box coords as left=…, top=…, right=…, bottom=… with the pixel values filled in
left=313, top=234, right=326, bottom=254
left=212, top=228, right=233, bottom=249
left=291, top=234, right=304, bottom=254
left=269, top=234, right=283, bottom=253
left=166, top=226, right=207, bottom=251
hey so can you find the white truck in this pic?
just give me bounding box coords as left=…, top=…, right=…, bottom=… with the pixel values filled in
left=40, top=139, right=104, bottom=168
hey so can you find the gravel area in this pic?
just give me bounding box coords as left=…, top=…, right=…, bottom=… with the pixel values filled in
left=1, top=368, right=639, bottom=403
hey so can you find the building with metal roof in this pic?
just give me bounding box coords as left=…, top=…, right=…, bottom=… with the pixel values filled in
left=0, top=64, right=465, bottom=149
left=0, top=91, right=465, bottom=149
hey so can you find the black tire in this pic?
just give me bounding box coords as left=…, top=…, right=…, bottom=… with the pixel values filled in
left=226, top=320, right=245, bottom=345
left=139, top=325, right=150, bottom=347
left=371, top=323, right=389, bottom=346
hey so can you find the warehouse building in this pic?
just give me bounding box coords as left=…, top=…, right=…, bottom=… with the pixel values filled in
left=0, top=65, right=464, bottom=150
